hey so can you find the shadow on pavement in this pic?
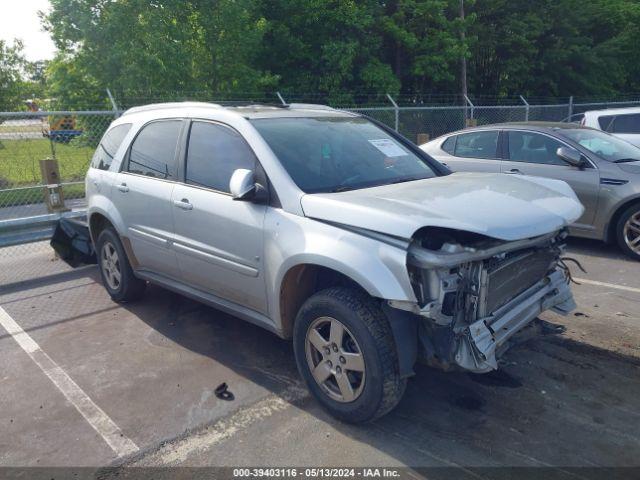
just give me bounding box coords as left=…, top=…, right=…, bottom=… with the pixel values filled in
left=117, top=283, right=640, bottom=469
left=566, top=237, right=628, bottom=261
left=3, top=265, right=639, bottom=470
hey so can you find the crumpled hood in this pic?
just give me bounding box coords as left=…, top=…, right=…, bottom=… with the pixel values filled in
left=300, top=172, right=584, bottom=241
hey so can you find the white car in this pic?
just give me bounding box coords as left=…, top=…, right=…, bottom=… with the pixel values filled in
left=581, top=107, right=640, bottom=147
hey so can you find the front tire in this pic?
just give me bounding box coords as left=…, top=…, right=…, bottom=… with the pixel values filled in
left=96, top=227, right=146, bottom=302
left=616, top=204, right=640, bottom=261
left=293, top=287, right=406, bottom=423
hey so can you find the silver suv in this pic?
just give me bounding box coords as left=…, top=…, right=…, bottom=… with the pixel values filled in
left=86, top=102, right=582, bottom=422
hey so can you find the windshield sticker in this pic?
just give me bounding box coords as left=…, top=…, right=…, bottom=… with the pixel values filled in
left=321, top=143, right=332, bottom=159
left=368, top=139, right=408, bottom=157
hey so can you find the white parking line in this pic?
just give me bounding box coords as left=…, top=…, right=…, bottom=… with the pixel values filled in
left=137, top=384, right=309, bottom=465
left=0, top=306, right=139, bottom=458
left=574, top=278, right=640, bottom=294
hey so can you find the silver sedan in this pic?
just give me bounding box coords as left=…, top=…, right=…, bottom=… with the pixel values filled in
left=421, top=122, right=640, bottom=260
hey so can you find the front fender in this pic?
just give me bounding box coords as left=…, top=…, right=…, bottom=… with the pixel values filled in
left=264, top=209, right=417, bottom=329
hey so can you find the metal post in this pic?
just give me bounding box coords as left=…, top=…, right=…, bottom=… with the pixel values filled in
left=386, top=94, right=399, bottom=132
left=40, top=158, right=68, bottom=213
left=106, top=88, right=119, bottom=117
left=519, top=95, right=530, bottom=121
left=464, top=94, right=474, bottom=118
left=276, top=92, right=287, bottom=106
left=568, top=96, right=574, bottom=121
left=459, top=0, right=468, bottom=102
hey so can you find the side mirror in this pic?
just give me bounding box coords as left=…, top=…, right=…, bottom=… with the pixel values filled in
left=229, top=168, right=268, bottom=203
left=557, top=147, right=585, bottom=168
left=229, top=169, right=257, bottom=200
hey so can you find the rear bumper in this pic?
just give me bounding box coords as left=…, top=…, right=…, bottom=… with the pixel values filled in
left=454, top=268, right=575, bottom=372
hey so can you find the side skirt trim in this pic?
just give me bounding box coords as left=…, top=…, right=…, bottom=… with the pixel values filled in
left=135, top=270, right=283, bottom=338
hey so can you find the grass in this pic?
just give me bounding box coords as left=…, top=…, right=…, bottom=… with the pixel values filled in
left=0, top=124, right=43, bottom=134
left=0, top=138, right=94, bottom=208
left=0, top=138, right=94, bottom=185
left=0, top=183, right=86, bottom=209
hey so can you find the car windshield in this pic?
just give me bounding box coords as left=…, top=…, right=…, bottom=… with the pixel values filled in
left=250, top=116, right=437, bottom=193
left=560, top=129, right=640, bottom=163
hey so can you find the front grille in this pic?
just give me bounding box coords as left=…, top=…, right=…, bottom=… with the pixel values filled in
left=482, top=249, right=557, bottom=315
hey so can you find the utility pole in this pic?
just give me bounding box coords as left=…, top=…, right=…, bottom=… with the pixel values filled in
left=459, top=0, right=468, bottom=109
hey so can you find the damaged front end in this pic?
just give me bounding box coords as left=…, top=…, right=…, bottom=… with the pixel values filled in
left=396, top=228, right=576, bottom=373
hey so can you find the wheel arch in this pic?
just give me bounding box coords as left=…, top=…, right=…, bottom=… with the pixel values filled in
left=278, top=263, right=370, bottom=339
left=88, top=207, right=139, bottom=269
left=88, top=211, right=114, bottom=244
left=277, top=259, right=419, bottom=380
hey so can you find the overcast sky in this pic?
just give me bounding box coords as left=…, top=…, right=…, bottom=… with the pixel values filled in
left=0, top=0, right=56, bottom=61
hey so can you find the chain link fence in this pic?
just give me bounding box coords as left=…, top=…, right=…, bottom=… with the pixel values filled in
left=2, top=95, right=640, bottom=285
left=0, top=110, right=116, bottom=218
left=0, top=111, right=117, bottom=283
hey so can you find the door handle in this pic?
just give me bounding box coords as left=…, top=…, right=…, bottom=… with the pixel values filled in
left=506, top=168, right=522, bottom=174
left=173, top=198, right=193, bottom=210
left=117, top=183, right=129, bottom=192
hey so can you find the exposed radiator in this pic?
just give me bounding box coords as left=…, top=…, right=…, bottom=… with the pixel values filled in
left=479, top=249, right=557, bottom=317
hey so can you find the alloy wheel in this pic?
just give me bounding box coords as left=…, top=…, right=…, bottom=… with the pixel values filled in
left=305, top=316, right=365, bottom=403
left=623, top=212, right=640, bottom=255
left=101, top=241, right=121, bottom=290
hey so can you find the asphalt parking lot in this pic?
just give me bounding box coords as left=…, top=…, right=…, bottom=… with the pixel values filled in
left=0, top=238, right=638, bottom=473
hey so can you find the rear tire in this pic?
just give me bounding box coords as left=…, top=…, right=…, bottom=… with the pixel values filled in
left=96, top=227, right=146, bottom=302
left=293, top=287, right=406, bottom=423
left=615, top=204, right=640, bottom=261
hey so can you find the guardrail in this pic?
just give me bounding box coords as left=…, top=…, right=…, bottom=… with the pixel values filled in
left=0, top=210, right=87, bottom=248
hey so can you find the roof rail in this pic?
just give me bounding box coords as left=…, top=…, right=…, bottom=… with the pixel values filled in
left=119, top=101, right=342, bottom=118
left=224, top=102, right=289, bottom=109
left=122, top=101, right=223, bottom=116
left=287, top=103, right=336, bottom=111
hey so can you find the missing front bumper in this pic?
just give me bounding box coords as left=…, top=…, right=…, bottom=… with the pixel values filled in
left=455, top=268, right=575, bottom=372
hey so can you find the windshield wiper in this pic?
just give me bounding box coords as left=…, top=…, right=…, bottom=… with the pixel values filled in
left=613, top=158, right=640, bottom=163
left=329, top=176, right=425, bottom=193
left=330, top=185, right=357, bottom=193
left=388, top=176, right=425, bottom=185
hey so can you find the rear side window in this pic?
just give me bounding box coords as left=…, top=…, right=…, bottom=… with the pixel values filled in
left=441, top=136, right=456, bottom=154
left=612, top=114, right=640, bottom=134
left=127, top=120, right=182, bottom=179
left=185, top=121, right=256, bottom=193
left=454, top=131, right=499, bottom=159
left=598, top=115, right=616, bottom=131
left=91, top=123, right=132, bottom=170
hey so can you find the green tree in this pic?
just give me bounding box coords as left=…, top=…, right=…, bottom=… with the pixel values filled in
left=468, top=0, right=640, bottom=98
left=190, top=0, right=274, bottom=93
left=258, top=0, right=399, bottom=101
left=44, top=0, right=272, bottom=103
left=40, top=0, right=640, bottom=104
left=46, top=54, right=107, bottom=109
left=378, top=0, right=471, bottom=94
left=0, top=39, right=28, bottom=110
